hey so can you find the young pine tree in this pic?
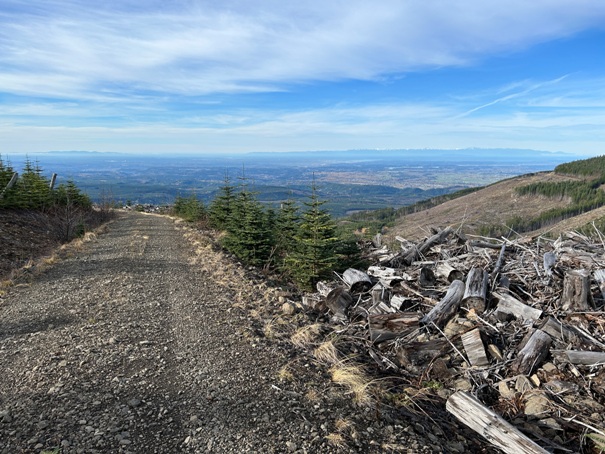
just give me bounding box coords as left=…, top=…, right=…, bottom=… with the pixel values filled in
left=208, top=174, right=236, bottom=230
left=286, top=181, right=339, bottom=290
left=222, top=181, right=273, bottom=267
left=273, top=198, right=300, bottom=272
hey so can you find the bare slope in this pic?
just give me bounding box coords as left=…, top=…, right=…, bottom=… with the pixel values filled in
left=388, top=171, right=585, bottom=240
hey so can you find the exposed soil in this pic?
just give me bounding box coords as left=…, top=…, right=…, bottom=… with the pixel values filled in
left=0, top=211, right=464, bottom=453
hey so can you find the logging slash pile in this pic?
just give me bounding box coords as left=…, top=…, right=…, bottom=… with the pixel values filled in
left=296, top=227, right=605, bottom=453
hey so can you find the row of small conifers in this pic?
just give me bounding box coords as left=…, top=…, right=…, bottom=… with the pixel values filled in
left=298, top=228, right=605, bottom=454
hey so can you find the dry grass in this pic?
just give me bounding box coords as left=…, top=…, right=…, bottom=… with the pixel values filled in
left=291, top=324, right=322, bottom=349
left=277, top=364, right=294, bottom=382
left=334, top=418, right=354, bottom=434
left=305, top=389, right=320, bottom=402
left=330, top=362, right=374, bottom=406
left=313, top=340, right=340, bottom=365
left=325, top=433, right=347, bottom=449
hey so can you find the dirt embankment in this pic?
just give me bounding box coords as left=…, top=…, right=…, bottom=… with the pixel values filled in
left=0, top=211, right=461, bottom=453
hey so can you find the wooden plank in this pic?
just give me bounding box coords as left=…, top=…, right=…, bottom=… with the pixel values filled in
left=493, top=292, right=542, bottom=321
left=446, top=391, right=549, bottom=454
left=461, top=328, right=489, bottom=367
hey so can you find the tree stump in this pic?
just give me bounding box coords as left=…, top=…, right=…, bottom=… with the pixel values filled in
left=561, top=269, right=592, bottom=311
left=462, top=268, right=488, bottom=314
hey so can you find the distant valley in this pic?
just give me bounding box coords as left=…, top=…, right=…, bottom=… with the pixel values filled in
left=3, top=148, right=576, bottom=217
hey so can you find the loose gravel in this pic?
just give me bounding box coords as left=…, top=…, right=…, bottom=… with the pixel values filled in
left=0, top=212, right=461, bottom=453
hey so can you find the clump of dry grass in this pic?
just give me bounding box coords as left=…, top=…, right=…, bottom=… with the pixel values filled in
left=313, top=340, right=340, bottom=365
left=290, top=324, right=322, bottom=348
left=277, top=364, right=294, bottom=382
left=325, top=433, right=347, bottom=449
left=334, top=418, right=354, bottom=434
left=305, top=389, right=320, bottom=402
left=330, top=362, right=375, bottom=406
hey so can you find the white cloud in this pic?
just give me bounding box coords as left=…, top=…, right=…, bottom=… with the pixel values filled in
left=1, top=1, right=605, bottom=99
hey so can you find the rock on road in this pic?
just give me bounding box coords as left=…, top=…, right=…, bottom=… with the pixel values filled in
left=0, top=212, right=443, bottom=453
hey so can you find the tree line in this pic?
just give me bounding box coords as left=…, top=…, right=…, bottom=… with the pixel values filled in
left=172, top=175, right=361, bottom=290
left=0, top=156, right=91, bottom=210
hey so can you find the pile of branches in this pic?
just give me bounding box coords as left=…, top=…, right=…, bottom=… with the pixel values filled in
left=296, top=226, right=605, bottom=453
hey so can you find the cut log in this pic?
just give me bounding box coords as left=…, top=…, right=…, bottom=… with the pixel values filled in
left=511, top=329, right=552, bottom=376
left=446, top=391, right=549, bottom=454
left=372, top=233, right=382, bottom=248
left=540, top=316, right=605, bottom=349
left=461, top=328, right=489, bottom=367
left=489, top=243, right=507, bottom=281
left=435, top=261, right=463, bottom=283
left=563, top=350, right=605, bottom=366
left=493, top=292, right=542, bottom=321
left=561, top=269, right=593, bottom=311
left=370, top=281, right=390, bottom=306
left=342, top=268, right=372, bottom=293
left=594, top=269, right=605, bottom=300
left=325, top=287, right=353, bottom=321
left=367, top=266, right=408, bottom=286
left=369, top=312, right=421, bottom=343
left=402, top=226, right=454, bottom=266
left=462, top=267, right=489, bottom=314
left=396, top=338, right=450, bottom=373
left=418, top=266, right=436, bottom=287
left=316, top=281, right=335, bottom=297
left=420, top=279, right=465, bottom=329
left=543, top=252, right=557, bottom=277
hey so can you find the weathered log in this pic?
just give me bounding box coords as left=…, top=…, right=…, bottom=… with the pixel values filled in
left=418, top=266, right=436, bottom=287
left=370, top=281, right=390, bottom=306
left=369, top=312, right=421, bottom=343
left=396, top=338, right=450, bottom=373
left=402, top=226, right=454, bottom=266
left=421, top=279, right=465, bottom=329
left=446, top=391, right=549, bottom=454
left=543, top=251, right=557, bottom=277
left=561, top=269, right=592, bottom=311
left=489, top=243, right=507, bottom=281
left=511, top=329, right=552, bottom=376
left=372, top=232, right=382, bottom=248
left=325, top=287, right=352, bottom=321
left=461, top=328, right=489, bottom=367
left=316, top=281, right=335, bottom=297
left=562, top=350, right=605, bottom=366
left=367, top=266, right=408, bottom=286
left=493, top=291, right=542, bottom=321
left=540, top=316, right=605, bottom=349
left=435, top=261, right=463, bottom=283
left=594, top=269, right=605, bottom=300
left=342, top=268, right=372, bottom=293
left=462, top=267, right=489, bottom=313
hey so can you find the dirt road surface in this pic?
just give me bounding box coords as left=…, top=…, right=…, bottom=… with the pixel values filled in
left=0, top=212, right=457, bottom=453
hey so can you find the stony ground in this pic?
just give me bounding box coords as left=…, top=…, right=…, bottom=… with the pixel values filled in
left=0, top=211, right=469, bottom=453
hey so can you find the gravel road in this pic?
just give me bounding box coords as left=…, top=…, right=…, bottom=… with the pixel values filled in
left=0, top=212, right=455, bottom=453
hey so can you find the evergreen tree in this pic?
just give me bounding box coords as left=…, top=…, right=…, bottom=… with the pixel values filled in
left=286, top=181, right=339, bottom=290
left=273, top=198, right=300, bottom=271
left=222, top=180, right=273, bottom=267
left=174, top=193, right=206, bottom=222
left=208, top=173, right=236, bottom=230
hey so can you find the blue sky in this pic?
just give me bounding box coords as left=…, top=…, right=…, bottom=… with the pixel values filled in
left=1, top=0, right=605, bottom=155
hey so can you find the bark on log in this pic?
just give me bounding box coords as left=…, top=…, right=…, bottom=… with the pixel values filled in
left=396, top=339, right=450, bottom=373
left=446, top=391, right=549, bottom=454
left=561, top=269, right=592, bottom=311
left=421, top=279, right=465, bottom=329
left=462, top=268, right=489, bottom=314
left=402, top=227, right=454, bottom=266
left=511, top=329, right=552, bottom=376
left=435, top=262, right=463, bottom=283
left=369, top=313, right=421, bottom=343
left=342, top=268, right=372, bottom=293
left=489, top=243, right=507, bottom=281
left=419, top=266, right=436, bottom=287
left=461, top=328, right=489, bottom=367
left=493, top=292, right=542, bottom=321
